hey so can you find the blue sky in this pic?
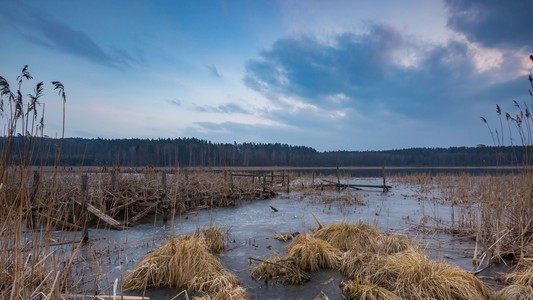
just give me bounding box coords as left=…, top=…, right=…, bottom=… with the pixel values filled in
left=0, top=0, right=531, bottom=151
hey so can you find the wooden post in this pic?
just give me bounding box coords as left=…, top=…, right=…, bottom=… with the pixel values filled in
left=286, top=172, right=290, bottom=193
left=336, top=165, right=341, bottom=191
left=111, top=170, right=117, bottom=191
left=229, top=171, right=234, bottom=191
left=31, top=170, right=40, bottom=205
left=81, top=174, right=89, bottom=243
left=381, top=163, right=388, bottom=192
left=161, top=171, right=167, bottom=196
left=262, top=175, right=266, bottom=197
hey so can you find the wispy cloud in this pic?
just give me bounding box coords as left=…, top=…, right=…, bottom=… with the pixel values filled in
left=193, top=102, right=249, bottom=114
left=168, top=98, right=182, bottom=106
left=0, top=2, right=138, bottom=68
left=205, top=64, right=223, bottom=77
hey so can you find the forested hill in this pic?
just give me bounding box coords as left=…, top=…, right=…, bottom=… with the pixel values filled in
left=13, top=137, right=530, bottom=167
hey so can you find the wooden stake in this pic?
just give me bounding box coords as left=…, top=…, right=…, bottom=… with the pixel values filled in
left=81, top=174, right=89, bottom=243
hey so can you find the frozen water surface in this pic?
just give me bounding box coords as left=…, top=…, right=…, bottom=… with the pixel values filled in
left=70, top=177, right=501, bottom=299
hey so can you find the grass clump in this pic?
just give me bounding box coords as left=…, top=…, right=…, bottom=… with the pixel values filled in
left=202, top=225, right=226, bottom=254
left=286, top=234, right=343, bottom=271
left=250, top=254, right=310, bottom=285
left=501, top=259, right=533, bottom=286
left=312, top=222, right=381, bottom=251
left=494, top=284, right=533, bottom=300
left=370, top=234, right=420, bottom=255
left=340, top=281, right=401, bottom=300
left=123, top=235, right=245, bottom=298
left=340, top=252, right=380, bottom=282
left=369, top=250, right=489, bottom=300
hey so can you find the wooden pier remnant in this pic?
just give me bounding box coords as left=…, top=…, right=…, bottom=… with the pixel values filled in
left=319, top=179, right=391, bottom=192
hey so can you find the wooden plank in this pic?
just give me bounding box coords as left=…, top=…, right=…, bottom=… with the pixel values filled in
left=61, top=294, right=149, bottom=300
left=127, top=200, right=160, bottom=226
left=75, top=200, right=125, bottom=230
left=108, top=197, right=144, bottom=213
left=321, top=179, right=391, bottom=190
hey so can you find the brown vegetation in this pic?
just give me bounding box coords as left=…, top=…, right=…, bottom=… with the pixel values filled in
left=285, top=234, right=343, bottom=271
left=123, top=234, right=247, bottom=299
left=250, top=255, right=310, bottom=285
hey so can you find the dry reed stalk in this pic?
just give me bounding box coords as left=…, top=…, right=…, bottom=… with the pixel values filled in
left=312, top=222, right=381, bottom=251
left=340, top=281, right=401, bottom=300
left=250, top=255, right=310, bottom=285
left=285, top=234, right=342, bottom=271
left=202, top=225, right=226, bottom=254
left=396, top=172, right=533, bottom=261
left=123, top=235, right=240, bottom=294
left=494, top=284, right=533, bottom=300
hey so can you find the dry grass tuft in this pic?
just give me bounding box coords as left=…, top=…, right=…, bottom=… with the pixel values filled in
left=285, top=234, right=343, bottom=271
left=370, top=233, right=420, bottom=255
left=340, top=250, right=490, bottom=300
left=494, top=284, right=533, bottom=300
left=340, top=281, right=401, bottom=300
left=501, top=259, right=533, bottom=286
left=312, top=222, right=381, bottom=251
left=212, top=284, right=249, bottom=300
left=202, top=225, right=226, bottom=254
left=274, top=232, right=299, bottom=242
left=340, top=251, right=380, bottom=282
left=123, top=235, right=242, bottom=296
left=250, top=255, right=310, bottom=285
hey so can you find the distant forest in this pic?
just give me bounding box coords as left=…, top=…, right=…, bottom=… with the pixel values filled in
left=8, top=137, right=533, bottom=167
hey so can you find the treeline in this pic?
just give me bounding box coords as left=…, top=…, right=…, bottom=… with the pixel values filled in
left=7, top=137, right=532, bottom=167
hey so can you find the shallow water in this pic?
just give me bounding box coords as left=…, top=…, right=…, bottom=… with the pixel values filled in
left=66, top=177, right=500, bottom=299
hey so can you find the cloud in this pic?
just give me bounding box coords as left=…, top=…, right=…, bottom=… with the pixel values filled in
left=244, top=24, right=497, bottom=119
left=0, top=2, right=138, bottom=68
left=168, top=98, right=182, bottom=106
left=241, top=22, right=530, bottom=151
left=205, top=64, right=223, bottom=77
left=445, top=0, right=533, bottom=49
left=193, top=102, right=249, bottom=114
left=244, top=25, right=404, bottom=107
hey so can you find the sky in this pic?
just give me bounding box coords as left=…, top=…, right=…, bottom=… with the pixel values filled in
left=0, top=0, right=531, bottom=151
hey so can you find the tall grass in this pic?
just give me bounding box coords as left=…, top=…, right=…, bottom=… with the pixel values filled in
left=0, top=66, right=75, bottom=299
left=475, top=54, right=533, bottom=261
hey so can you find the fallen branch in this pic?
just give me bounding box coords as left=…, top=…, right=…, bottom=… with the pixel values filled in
left=311, top=213, right=323, bottom=230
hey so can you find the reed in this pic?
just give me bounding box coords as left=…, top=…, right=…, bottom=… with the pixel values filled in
left=0, top=66, right=76, bottom=299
